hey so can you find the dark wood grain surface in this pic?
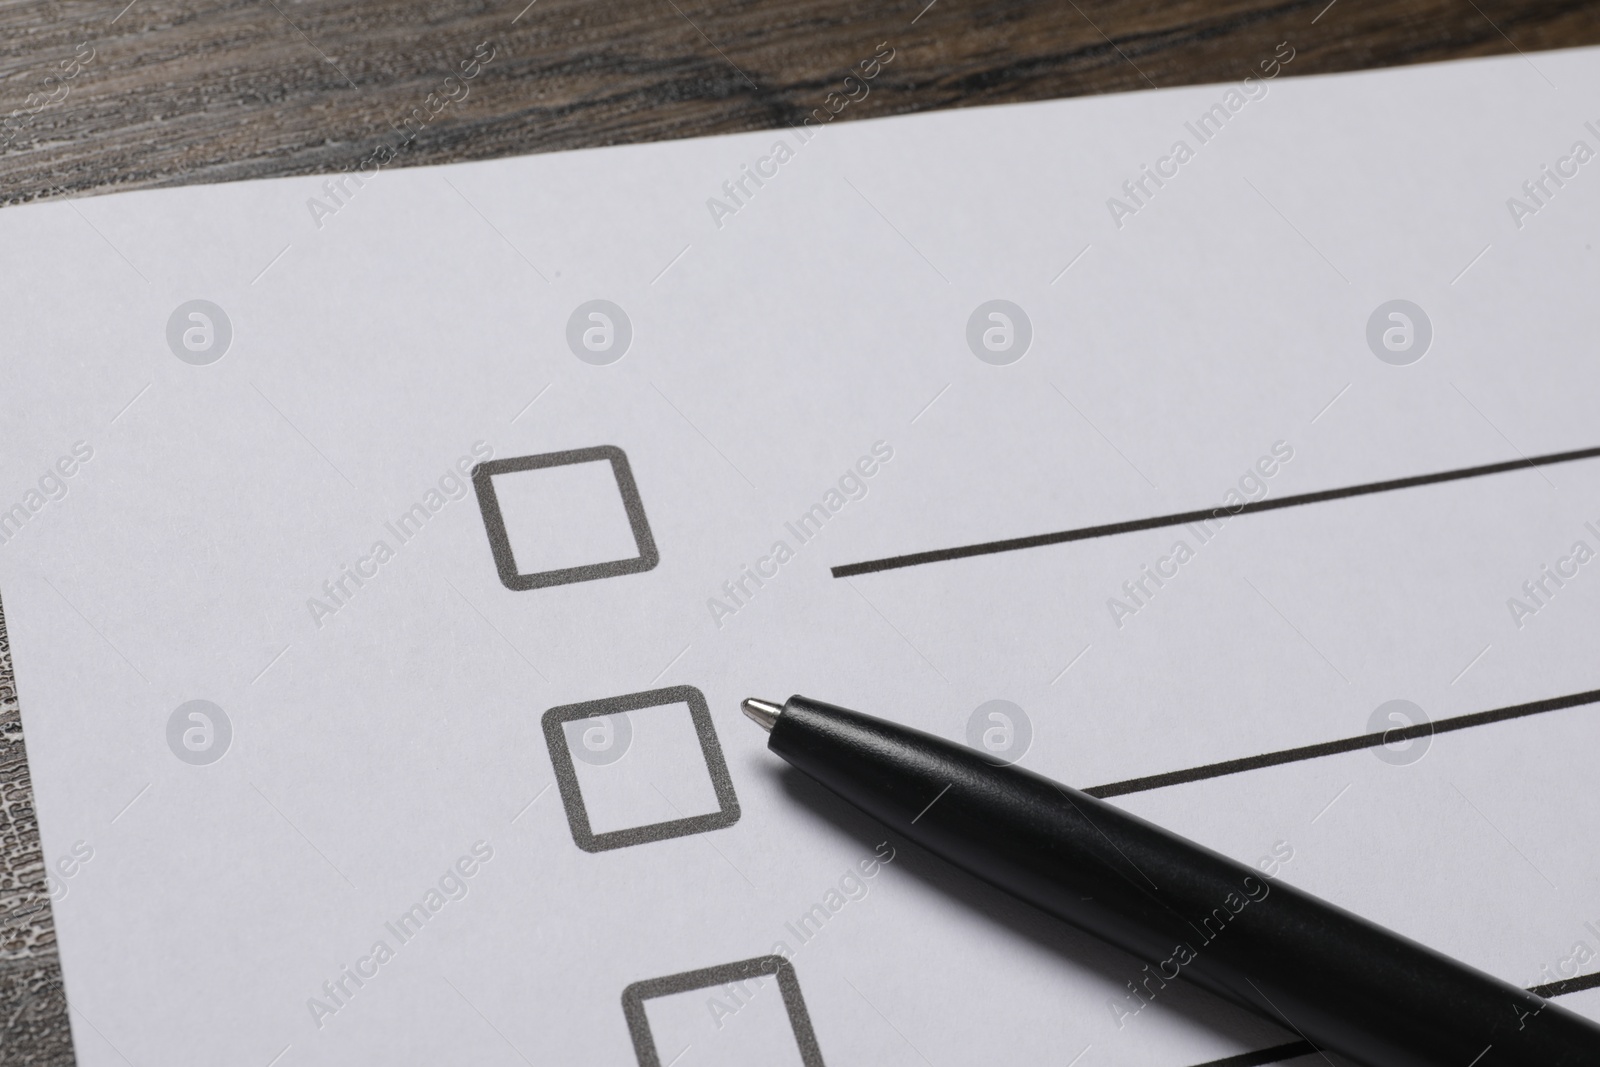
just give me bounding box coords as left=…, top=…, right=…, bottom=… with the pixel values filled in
left=3, top=0, right=1599, bottom=207
left=0, top=593, right=73, bottom=1066
left=2, top=1, right=1598, bottom=1063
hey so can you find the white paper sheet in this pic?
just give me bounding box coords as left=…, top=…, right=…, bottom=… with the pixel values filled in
left=4, top=41, right=1600, bottom=1067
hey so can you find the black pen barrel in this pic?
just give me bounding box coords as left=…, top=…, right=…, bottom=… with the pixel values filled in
left=767, top=695, right=1600, bottom=1067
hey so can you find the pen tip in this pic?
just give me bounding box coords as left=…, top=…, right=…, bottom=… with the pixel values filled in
left=741, top=698, right=783, bottom=732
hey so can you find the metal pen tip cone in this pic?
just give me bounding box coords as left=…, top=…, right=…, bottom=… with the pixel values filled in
left=742, top=698, right=783, bottom=731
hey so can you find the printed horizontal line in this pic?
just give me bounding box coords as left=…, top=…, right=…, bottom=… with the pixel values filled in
left=1529, top=970, right=1600, bottom=999
left=1084, top=688, right=1600, bottom=799
left=1095, top=689, right=1600, bottom=1067
left=830, top=444, right=1600, bottom=578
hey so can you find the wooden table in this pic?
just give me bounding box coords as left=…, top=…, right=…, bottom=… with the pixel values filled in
left=1, top=0, right=1595, bottom=1060
left=4, top=0, right=1598, bottom=206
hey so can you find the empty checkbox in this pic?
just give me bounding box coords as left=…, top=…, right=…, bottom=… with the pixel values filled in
left=472, top=446, right=658, bottom=591
left=622, top=956, right=825, bottom=1067
left=544, top=686, right=739, bottom=853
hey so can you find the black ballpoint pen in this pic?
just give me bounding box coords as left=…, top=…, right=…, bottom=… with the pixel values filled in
left=742, top=694, right=1600, bottom=1067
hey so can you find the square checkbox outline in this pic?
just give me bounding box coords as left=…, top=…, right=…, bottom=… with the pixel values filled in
left=621, top=955, right=826, bottom=1067
left=471, top=445, right=660, bottom=592
left=543, top=685, right=740, bottom=853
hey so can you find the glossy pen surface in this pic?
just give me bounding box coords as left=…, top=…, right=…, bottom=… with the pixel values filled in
left=749, top=694, right=1600, bottom=1067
